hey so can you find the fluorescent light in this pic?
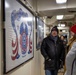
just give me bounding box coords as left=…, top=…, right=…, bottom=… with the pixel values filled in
left=62, top=30, right=66, bottom=32
left=61, top=24, right=65, bottom=27
left=58, top=24, right=65, bottom=27
left=56, top=0, right=67, bottom=4
left=56, top=15, right=63, bottom=20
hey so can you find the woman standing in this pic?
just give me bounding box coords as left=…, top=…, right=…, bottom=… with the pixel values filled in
left=64, top=24, right=76, bottom=75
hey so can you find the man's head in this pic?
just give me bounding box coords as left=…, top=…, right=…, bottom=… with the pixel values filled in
left=51, top=26, right=58, bottom=36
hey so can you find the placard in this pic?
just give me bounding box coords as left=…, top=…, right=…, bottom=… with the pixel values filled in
left=3, top=0, right=34, bottom=73
left=36, top=17, right=44, bottom=50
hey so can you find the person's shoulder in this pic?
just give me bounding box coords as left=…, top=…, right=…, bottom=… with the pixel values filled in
left=42, top=36, right=49, bottom=41
left=43, top=36, right=48, bottom=40
left=72, top=42, right=76, bottom=48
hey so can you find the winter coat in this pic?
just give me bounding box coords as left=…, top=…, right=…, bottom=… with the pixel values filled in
left=64, top=42, right=76, bottom=75
left=40, top=35, right=65, bottom=70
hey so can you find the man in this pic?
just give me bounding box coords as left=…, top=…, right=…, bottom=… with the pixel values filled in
left=41, top=26, right=65, bottom=75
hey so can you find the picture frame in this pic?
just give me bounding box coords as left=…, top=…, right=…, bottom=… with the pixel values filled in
left=36, top=16, right=44, bottom=50
left=3, top=0, right=34, bottom=73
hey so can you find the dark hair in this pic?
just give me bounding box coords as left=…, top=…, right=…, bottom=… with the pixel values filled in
left=51, top=26, right=58, bottom=33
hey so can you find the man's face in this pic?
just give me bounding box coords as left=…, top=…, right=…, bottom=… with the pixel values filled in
left=51, top=31, right=58, bottom=36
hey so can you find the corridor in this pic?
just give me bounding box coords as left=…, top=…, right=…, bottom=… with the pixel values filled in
left=0, top=0, right=76, bottom=75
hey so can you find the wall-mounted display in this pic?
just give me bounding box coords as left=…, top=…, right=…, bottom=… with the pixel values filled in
left=36, top=17, right=44, bottom=50
left=3, top=0, right=34, bottom=73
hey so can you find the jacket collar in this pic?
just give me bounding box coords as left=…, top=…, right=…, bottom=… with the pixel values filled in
left=47, top=35, right=60, bottom=43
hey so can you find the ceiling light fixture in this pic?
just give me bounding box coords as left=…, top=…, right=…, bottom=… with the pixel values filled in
left=56, top=0, right=67, bottom=4
left=62, top=30, right=66, bottom=32
left=56, top=15, right=63, bottom=20
left=58, top=23, right=65, bottom=27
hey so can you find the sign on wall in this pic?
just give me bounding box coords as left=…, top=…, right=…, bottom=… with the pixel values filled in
left=36, top=17, right=44, bottom=50
left=3, top=0, right=34, bottom=73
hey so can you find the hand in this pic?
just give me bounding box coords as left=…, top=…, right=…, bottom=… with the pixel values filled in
left=48, top=59, right=51, bottom=61
left=45, top=56, right=51, bottom=61
left=45, top=56, right=49, bottom=60
left=60, top=60, right=63, bottom=69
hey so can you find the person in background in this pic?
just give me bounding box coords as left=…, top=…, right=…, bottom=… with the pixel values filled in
left=60, top=35, right=67, bottom=47
left=40, top=26, right=65, bottom=75
left=60, top=35, right=67, bottom=65
left=64, top=24, right=76, bottom=75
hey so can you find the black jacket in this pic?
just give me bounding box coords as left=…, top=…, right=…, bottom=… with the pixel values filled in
left=41, top=35, right=65, bottom=70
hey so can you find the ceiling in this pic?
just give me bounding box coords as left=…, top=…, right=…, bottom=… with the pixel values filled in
left=36, top=0, right=76, bottom=26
